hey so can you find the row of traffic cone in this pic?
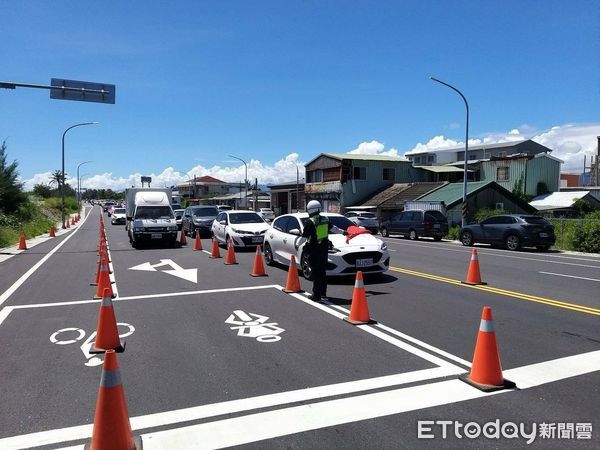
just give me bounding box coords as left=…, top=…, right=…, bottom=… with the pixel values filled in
left=88, top=214, right=140, bottom=449
left=15, top=212, right=82, bottom=250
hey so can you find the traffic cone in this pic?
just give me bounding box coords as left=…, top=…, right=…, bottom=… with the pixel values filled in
left=250, top=246, right=268, bottom=277
left=179, top=229, right=187, bottom=246
left=66, top=219, right=70, bottom=229
left=459, top=306, right=515, bottom=392
left=90, top=288, right=125, bottom=354
left=209, top=237, right=221, bottom=259
left=462, top=248, right=487, bottom=285
left=224, top=239, right=238, bottom=265
left=87, top=350, right=141, bottom=450
left=71, top=217, right=76, bottom=226
left=344, top=271, right=377, bottom=325
left=18, top=232, right=27, bottom=250
left=282, top=255, right=302, bottom=293
left=49, top=227, right=56, bottom=237
left=193, top=233, right=203, bottom=251
left=94, top=256, right=115, bottom=299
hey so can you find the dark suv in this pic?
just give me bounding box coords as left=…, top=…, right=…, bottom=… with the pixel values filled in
left=379, top=210, right=448, bottom=241
left=181, top=205, right=219, bottom=238
left=459, top=214, right=555, bottom=251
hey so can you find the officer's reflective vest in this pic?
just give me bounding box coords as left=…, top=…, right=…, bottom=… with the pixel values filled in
left=309, top=215, right=329, bottom=244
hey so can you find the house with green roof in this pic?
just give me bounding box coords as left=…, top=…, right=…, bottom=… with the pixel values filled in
left=416, top=181, right=536, bottom=225
left=304, top=153, right=427, bottom=212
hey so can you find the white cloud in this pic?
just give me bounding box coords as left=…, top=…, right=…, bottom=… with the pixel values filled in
left=347, top=140, right=402, bottom=158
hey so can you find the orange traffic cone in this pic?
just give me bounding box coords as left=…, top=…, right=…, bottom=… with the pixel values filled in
left=71, top=217, right=76, bottom=226
left=94, top=256, right=115, bottom=299
left=250, top=246, right=268, bottom=277
left=459, top=306, right=515, bottom=392
left=193, top=233, right=203, bottom=251
left=87, top=350, right=141, bottom=450
left=344, top=271, right=377, bottom=325
left=179, top=229, right=187, bottom=246
left=462, top=248, right=487, bottom=285
left=224, top=239, right=238, bottom=265
left=65, top=219, right=70, bottom=229
left=209, top=237, right=221, bottom=259
left=18, top=232, right=27, bottom=250
left=49, top=227, right=56, bottom=237
left=282, top=255, right=302, bottom=293
left=90, top=288, right=125, bottom=354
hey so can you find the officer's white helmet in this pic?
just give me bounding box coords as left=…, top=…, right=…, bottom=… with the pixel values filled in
left=306, top=200, right=321, bottom=215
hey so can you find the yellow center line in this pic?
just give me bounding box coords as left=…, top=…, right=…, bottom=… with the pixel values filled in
left=389, top=266, right=600, bottom=316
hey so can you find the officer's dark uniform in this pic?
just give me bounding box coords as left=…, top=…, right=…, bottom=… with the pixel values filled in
left=302, top=213, right=329, bottom=301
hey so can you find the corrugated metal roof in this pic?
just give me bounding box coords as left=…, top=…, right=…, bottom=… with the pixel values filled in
left=418, top=165, right=474, bottom=173
left=405, top=140, right=526, bottom=156
left=322, top=152, right=410, bottom=162
left=352, top=182, right=447, bottom=209
left=416, top=181, right=492, bottom=206
left=530, top=191, right=590, bottom=208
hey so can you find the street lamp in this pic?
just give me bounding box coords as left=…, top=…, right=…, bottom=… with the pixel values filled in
left=430, top=77, right=470, bottom=227
left=228, top=155, right=248, bottom=209
left=61, top=122, right=97, bottom=228
left=77, top=160, right=93, bottom=210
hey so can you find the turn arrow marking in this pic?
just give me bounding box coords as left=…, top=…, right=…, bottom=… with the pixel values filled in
left=129, top=259, right=197, bottom=283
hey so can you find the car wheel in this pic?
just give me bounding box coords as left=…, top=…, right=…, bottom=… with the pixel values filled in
left=536, top=245, right=550, bottom=252
left=460, top=231, right=474, bottom=246
left=300, top=252, right=313, bottom=281
left=263, top=243, right=274, bottom=266
left=380, top=227, right=389, bottom=237
left=408, top=229, right=418, bottom=240
left=505, top=234, right=521, bottom=251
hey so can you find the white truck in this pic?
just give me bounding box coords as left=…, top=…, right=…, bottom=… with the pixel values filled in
left=125, top=188, right=178, bottom=248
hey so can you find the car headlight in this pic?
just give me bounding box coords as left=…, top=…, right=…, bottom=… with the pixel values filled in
left=231, top=228, right=250, bottom=234
left=328, top=247, right=341, bottom=253
left=380, top=242, right=387, bottom=251
left=133, top=226, right=145, bottom=232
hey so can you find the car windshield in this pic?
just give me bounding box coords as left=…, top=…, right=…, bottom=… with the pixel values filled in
left=229, top=212, right=264, bottom=224
left=194, top=207, right=218, bottom=216
left=135, top=206, right=174, bottom=219
left=113, top=208, right=125, bottom=214
left=358, top=212, right=376, bottom=219
left=300, top=215, right=354, bottom=231
left=174, top=210, right=184, bottom=218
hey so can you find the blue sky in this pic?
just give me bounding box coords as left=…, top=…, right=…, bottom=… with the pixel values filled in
left=1, top=0, right=599, bottom=190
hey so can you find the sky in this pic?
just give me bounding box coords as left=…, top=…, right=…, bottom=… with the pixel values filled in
left=1, top=0, right=599, bottom=192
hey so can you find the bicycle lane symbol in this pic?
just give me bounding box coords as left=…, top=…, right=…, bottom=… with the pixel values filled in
left=49, top=323, right=135, bottom=367
left=225, top=310, right=284, bottom=342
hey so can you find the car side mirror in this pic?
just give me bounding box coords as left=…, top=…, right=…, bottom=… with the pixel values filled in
left=288, top=228, right=301, bottom=236
left=219, top=220, right=227, bottom=225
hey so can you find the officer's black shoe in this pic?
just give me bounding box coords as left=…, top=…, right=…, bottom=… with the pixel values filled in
left=307, top=294, right=322, bottom=302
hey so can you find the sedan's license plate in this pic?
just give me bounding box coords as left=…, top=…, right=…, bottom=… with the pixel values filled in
left=151, top=233, right=162, bottom=239
left=356, top=258, right=373, bottom=267
left=252, top=236, right=263, bottom=243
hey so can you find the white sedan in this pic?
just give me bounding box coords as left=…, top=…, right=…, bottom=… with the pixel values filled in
left=263, top=213, right=390, bottom=279
left=211, top=210, right=270, bottom=247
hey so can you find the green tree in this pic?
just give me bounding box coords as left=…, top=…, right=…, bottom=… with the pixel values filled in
left=511, top=174, right=531, bottom=203
left=33, top=183, right=53, bottom=198
left=0, top=140, right=27, bottom=213
left=49, top=170, right=65, bottom=189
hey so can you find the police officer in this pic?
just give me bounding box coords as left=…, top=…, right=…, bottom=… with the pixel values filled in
left=302, top=200, right=329, bottom=301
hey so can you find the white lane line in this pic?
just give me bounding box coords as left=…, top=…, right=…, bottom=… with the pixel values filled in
left=0, top=366, right=460, bottom=450
left=539, top=271, right=600, bottom=282
left=139, top=350, right=600, bottom=449
left=0, top=306, right=14, bottom=327
left=0, top=209, right=92, bottom=308
left=4, top=285, right=283, bottom=311
left=383, top=239, right=600, bottom=268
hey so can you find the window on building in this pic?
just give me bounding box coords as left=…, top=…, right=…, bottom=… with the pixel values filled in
left=427, top=155, right=435, bottom=163
left=382, top=167, right=395, bottom=181
left=307, top=170, right=322, bottom=183
left=469, top=154, right=477, bottom=160
left=497, top=167, right=509, bottom=181
left=414, top=156, right=421, bottom=164
left=353, top=166, right=367, bottom=180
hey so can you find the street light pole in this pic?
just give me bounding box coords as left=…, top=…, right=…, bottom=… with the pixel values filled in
left=430, top=77, right=470, bottom=227
left=296, top=165, right=300, bottom=212
left=228, top=155, right=247, bottom=209
left=77, top=160, right=93, bottom=210
left=61, top=122, right=97, bottom=228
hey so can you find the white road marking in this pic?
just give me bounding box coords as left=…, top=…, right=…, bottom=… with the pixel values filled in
left=129, top=258, right=198, bottom=283
left=140, top=350, right=600, bottom=449
left=0, top=209, right=92, bottom=308
left=383, top=239, right=600, bottom=268
left=539, top=271, right=600, bottom=282
left=1, top=366, right=460, bottom=450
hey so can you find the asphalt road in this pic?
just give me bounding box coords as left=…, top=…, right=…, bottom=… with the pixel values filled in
left=0, top=206, right=598, bottom=449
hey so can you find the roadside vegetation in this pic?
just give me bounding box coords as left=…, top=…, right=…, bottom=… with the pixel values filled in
left=0, top=141, right=79, bottom=248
